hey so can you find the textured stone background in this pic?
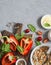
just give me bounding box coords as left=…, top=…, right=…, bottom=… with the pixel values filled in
left=0, top=0, right=51, bottom=31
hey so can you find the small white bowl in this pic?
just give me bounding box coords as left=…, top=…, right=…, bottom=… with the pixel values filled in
left=30, top=44, right=51, bottom=65
left=41, top=15, right=51, bottom=29
left=15, top=58, right=27, bottom=65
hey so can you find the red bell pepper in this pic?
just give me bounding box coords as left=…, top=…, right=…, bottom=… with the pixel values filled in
left=9, top=35, right=19, bottom=51
left=20, top=37, right=33, bottom=55
left=5, top=35, right=19, bottom=51
left=9, top=35, right=18, bottom=46
left=2, top=52, right=16, bottom=65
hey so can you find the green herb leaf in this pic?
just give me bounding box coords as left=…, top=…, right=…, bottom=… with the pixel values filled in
left=4, top=44, right=11, bottom=52
left=27, top=24, right=36, bottom=32
left=2, top=44, right=11, bottom=52
left=0, top=43, right=11, bottom=59
left=16, top=45, right=24, bottom=52
left=36, top=41, right=41, bottom=46
left=15, top=32, right=25, bottom=40
left=0, top=43, right=11, bottom=52
left=44, top=23, right=51, bottom=27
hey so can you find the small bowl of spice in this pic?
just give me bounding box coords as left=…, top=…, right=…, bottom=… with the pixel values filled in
left=15, top=58, right=27, bottom=65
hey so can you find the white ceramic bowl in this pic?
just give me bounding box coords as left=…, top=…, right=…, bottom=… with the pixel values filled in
left=41, top=15, right=51, bottom=29
left=15, top=58, right=27, bottom=65
left=30, top=44, right=51, bottom=65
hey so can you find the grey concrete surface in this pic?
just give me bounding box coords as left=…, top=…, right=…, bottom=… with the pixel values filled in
left=0, top=0, right=51, bottom=65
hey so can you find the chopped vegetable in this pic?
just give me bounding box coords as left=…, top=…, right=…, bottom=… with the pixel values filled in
left=27, top=24, right=36, bottom=32
left=44, top=23, right=51, bottom=27
left=15, top=32, right=25, bottom=40
left=2, top=44, right=11, bottom=52
left=36, top=41, right=41, bottom=46
left=0, top=43, right=11, bottom=59
left=0, top=36, right=11, bottom=42
left=2, top=52, right=16, bottom=65
left=0, top=43, right=11, bottom=53
left=19, top=37, right=33, bottom=55
left=9, top=35, right=19, bottom=51
left=17, top=45, right=24, bottom=52
left=3, top=35, right=19, bottom=51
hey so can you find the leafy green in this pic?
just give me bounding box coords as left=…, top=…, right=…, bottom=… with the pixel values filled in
left=27, top=24, right=36, bottom=32
left=36, top=41, right=41, bottom=46
left=0, top=43, right=11, bottom=59
left=1, top=43, right=11, bottom=52
left=16, top=45, right=24, bottom=52
left=15, top=32, right=25, bottom=40
left=44, top=23, right=51, bottom=27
